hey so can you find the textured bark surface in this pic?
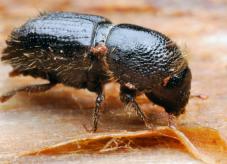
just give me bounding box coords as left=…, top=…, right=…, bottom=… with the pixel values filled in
left=0, top=0, right=227, bottom=163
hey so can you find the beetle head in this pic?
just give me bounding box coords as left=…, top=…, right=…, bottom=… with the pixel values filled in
left=146, top=66, right=192, bottom=116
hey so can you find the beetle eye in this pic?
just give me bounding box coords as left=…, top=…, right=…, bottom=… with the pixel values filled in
left=163, top=68, right=189, bottom=88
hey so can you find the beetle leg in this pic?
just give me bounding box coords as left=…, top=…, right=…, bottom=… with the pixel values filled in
left=92, top=91, right=105, bottom=132
left=120, top=86, right=154, bottom=129
left=168, top=113, right=176, bottom=128
left=0, top=83, right=56, bottom=103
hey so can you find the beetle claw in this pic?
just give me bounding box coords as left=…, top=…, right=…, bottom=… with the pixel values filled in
left=82, top=124, right=96, bottom=133
left=144, top=120, right=155, bottom=130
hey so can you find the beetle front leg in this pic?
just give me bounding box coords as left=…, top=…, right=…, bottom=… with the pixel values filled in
left=120, top=85, right=154, bottom=129
left=0, top=83, right=56, bottom=103
left=167, top=113, right=176, bottom=128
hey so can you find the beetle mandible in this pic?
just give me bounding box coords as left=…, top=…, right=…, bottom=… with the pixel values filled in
left=0, top=12, right=192, bottom=132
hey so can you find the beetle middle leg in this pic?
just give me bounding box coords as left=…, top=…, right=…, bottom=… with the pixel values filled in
left=92, top=90, right=105, bottom=132
left=0, top=83, right=56, bottom=103
left=86, top=81, right=105, bottom=132
left=120, top=85, right=154, bottom=129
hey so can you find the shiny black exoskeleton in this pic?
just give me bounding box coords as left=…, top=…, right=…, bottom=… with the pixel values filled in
left=1, top=12, right=191, bottom=131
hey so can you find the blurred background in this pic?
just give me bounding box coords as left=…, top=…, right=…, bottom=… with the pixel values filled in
left=0, top=0, right=227, bottom=163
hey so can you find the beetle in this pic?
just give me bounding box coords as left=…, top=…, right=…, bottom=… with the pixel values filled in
left=0, top=12, right=191, bottom=132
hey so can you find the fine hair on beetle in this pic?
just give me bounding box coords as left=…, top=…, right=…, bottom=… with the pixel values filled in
left=0, top=12, right=192, bottom=132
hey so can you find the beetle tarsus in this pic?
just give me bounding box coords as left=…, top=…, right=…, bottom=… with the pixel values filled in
left=168, top=113, right=176, bottom=128
left=131, top=98, right=155, bottom=129
left=0, top=83, right=56, bottom=103
left=92, top=91, right=105, bottom=132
